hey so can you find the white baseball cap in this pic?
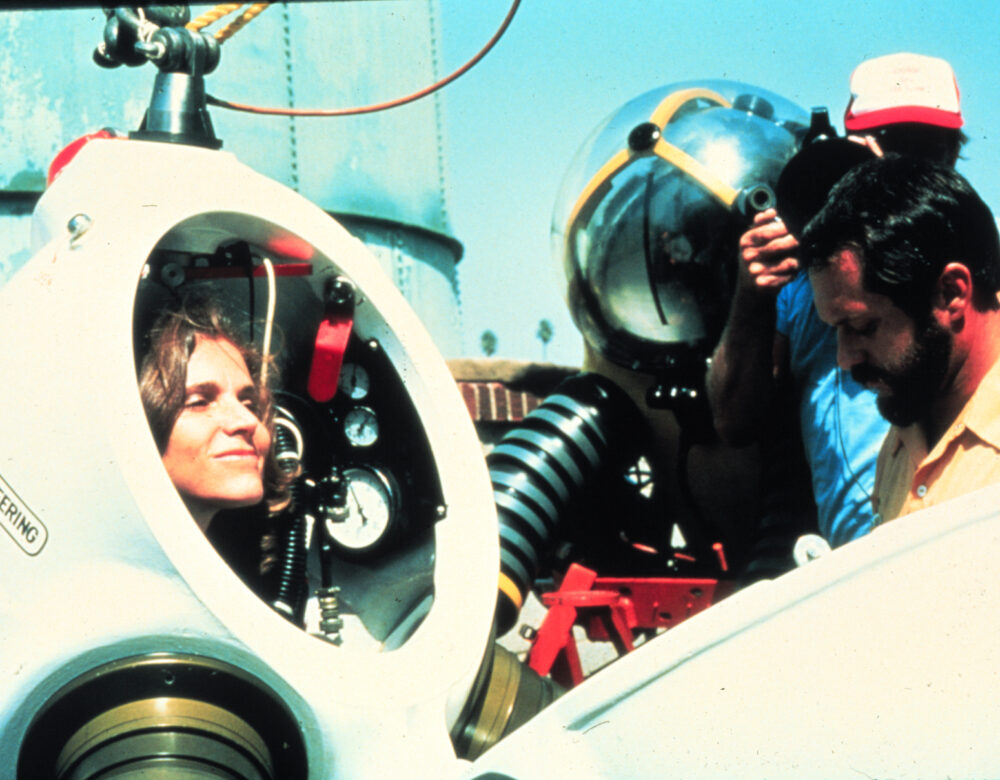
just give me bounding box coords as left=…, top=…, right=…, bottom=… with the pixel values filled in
left=844, top=52, right=963, bottom=131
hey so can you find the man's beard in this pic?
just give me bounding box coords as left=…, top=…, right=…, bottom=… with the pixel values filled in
left=851, top=321, right=953, bottom=427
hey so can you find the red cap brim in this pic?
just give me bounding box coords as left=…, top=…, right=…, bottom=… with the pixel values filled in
left=845, top=104, right=964, bottom=132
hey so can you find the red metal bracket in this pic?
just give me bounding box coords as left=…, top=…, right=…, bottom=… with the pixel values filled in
left=526, top=563, right=595, bottom=687
left=525, top=563, right=734, bottom=688
left=580, top=575, right=732, bottom=642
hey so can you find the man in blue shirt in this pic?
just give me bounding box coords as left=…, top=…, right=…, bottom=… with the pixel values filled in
left=707, top=53, right=967, bottom=551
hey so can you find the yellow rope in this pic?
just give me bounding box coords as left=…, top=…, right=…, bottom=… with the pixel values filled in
left=186, top=3, right=244, bottom=32
left=214, top=3, right=272, bottom=42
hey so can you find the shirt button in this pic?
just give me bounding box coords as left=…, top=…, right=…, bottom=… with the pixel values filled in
left=916, top=484, right=928, bottom=498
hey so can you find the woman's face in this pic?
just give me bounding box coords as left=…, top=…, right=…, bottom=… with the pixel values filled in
left=161, top=335, right=271, bottom=529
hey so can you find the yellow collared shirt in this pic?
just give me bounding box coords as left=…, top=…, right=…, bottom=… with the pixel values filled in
left=872, top=356, right=1000, bottom=524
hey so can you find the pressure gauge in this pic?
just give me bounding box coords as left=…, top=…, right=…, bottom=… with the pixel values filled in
left=343, top=406, right=379, bottom=447
left=339, top=362, right=370, bottom=400
left=325, top=466, right=399, bottom=553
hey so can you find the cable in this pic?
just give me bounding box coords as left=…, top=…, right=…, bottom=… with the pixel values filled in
left=261, top=256, right=277, bottom=385
left=206, top=0, right=522, bottom=117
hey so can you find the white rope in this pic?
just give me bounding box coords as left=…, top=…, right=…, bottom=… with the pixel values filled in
left=135, top=7, right=160, bottom=43
left=260, top=256, right=277, bottom=385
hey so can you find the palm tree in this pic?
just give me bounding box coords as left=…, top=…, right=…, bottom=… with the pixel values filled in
left=536, top=319, right=553, bottom=361
left=480, top=329, right=498, bottom=357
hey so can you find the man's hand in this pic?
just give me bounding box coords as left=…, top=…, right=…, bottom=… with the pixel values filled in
left=738, top=208, right=800, bottom=291
left=846, top=133, right=885, bottom=157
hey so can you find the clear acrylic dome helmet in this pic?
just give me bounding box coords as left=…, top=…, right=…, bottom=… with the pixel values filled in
left=552, top=80, right=808, bottom=378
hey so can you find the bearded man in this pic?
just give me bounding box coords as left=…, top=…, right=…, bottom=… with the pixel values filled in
left=802, top=153, right=1000, bottom=524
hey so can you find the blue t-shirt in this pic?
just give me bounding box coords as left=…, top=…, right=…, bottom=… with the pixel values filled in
left=775, top=274, right=889, bottom=547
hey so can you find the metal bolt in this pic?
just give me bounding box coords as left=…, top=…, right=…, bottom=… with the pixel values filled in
left=627, top=121, right=661, bottom=152
left=316, top=586, right=344, bottom=646
left=67, top=213, right=92, bottom=242
left=161, top=263, right=185, bottom=288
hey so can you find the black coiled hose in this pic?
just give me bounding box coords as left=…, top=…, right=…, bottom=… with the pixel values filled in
left=270, top=514, right=309, bottom=625
left=269, top=416, right=309, bottom=626
left=491, top=373, right=646, bottom=635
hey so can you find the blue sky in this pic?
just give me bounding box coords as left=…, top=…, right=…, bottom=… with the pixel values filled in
left=437, top=1, right=1000, bottom=366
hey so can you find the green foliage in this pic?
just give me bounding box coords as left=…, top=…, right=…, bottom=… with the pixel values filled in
left=480, top=329, right=498, bottom=357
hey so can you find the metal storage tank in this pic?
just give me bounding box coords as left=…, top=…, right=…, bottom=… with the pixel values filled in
left=0, top=2, right=462, bottom=354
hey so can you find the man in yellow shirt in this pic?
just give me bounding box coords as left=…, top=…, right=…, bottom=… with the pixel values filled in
left=802, top=154, right=1000, bottom=525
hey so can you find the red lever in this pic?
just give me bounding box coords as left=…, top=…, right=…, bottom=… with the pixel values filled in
left=307, top=314, right=353, bottom=402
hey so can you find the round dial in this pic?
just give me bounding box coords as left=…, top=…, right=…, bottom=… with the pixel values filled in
left=339, top=363, right=370, bottom=400
left=343, top=406, right=379, bottom=447
left=325, top=466, right=398, bottom=551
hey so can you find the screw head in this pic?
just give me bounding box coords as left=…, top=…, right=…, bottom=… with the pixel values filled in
left=67, top=213, right=92, bottom=240
left=627, top=122, right=661, bottom=152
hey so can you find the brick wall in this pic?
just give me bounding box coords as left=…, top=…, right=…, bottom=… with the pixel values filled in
left=456, top=381, right=542, bottom=423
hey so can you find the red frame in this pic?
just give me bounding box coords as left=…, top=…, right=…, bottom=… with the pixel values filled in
left=526, top=563, right=734, bottom=688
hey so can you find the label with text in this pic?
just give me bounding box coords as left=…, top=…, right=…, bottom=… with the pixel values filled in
left=0, top=474, right=47, bottom=556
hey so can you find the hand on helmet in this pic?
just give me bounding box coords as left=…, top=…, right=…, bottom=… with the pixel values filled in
left=738, top=208, right=800, bottom=292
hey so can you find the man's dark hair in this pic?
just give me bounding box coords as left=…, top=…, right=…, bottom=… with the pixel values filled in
left=801, top=154, right=1000, bottom=321
left=870, top=123, right=967, bottom=167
